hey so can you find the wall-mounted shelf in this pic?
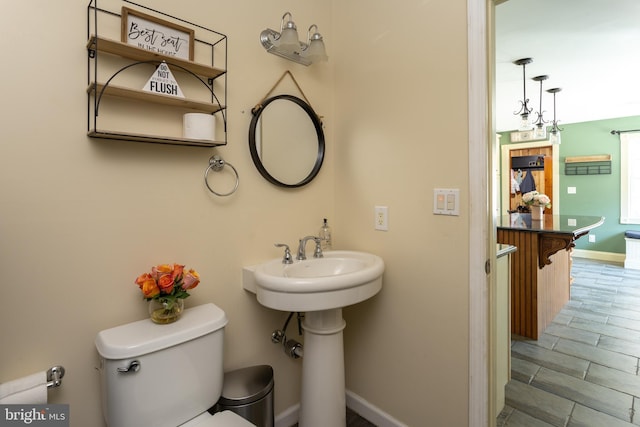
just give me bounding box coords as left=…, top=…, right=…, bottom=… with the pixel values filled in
left=87, top=130, right=220, bottom=147
left=87, top=36, right=225, bottom=80
left=87, top=83, right=224, bottom=113
left=565, top=155, right=612, bottom=175
left=87, top=1, right=227, bottom=147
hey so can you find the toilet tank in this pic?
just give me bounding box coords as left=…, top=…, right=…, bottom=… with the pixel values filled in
left=95, top=303, right=228, bottom=427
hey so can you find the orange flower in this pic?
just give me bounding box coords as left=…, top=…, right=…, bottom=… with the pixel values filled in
left=152, top=264, right=173, bottom=280
left=135, top=273, right=160, bottom=298
left=135, top=263, right=200, bottom=301
left=157, top=274, right=175, bottom=293
left=182, top=269, right=200, bottom=290
left=171, top=264, right=184, bottom=282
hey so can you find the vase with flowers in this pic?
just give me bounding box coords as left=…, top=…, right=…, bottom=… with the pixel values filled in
left=522, top=191, right=551, bottom=221
left=135, top=263, right=200, bottom=324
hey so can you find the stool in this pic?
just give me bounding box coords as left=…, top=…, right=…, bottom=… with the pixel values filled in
left=624, top=230, right=640, bottom=270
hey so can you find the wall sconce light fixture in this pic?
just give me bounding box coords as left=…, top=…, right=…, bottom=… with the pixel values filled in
left=546, top=87, right=563, bottom=144
left=260, top=12, right=328, bottom=66
left=532, top=75, right=548, bottom=140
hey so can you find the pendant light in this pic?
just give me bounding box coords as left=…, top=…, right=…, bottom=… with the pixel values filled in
left=513, top=58, right=533, bottom=131
left=546, top=87, right=562, bottom=144
left=532, top=75, right=548, bottom=139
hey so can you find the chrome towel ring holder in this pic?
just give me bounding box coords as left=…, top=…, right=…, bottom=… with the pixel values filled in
left=204, top=155, right=239, bottom=197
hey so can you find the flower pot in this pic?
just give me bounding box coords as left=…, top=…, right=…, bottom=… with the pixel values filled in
left=531, top=205, right=544, bottom=221
left=148, top=297, right=184, bottom=324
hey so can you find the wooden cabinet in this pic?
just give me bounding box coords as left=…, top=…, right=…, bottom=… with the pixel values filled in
left=497, top=227, right=571, bottom=339
left=496, top=215, right=604, bottom=339
left=87, top=1, right=227, bottom=147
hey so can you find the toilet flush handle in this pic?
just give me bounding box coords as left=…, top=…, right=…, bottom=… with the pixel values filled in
left=117, top=360, right=140, bottom=374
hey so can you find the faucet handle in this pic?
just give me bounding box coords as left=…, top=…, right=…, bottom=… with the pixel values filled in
left=274, top=243, right=294, bottom=264
left=313, top=237, right=324, bottom=258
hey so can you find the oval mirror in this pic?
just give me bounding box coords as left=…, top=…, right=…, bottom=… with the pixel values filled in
left=249, top=94, right=325, bottom=188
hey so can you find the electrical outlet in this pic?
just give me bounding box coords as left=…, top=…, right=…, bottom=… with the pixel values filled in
left=589, top=234, right=596, bottom=243
left=375, top=206, right=388, bottom=231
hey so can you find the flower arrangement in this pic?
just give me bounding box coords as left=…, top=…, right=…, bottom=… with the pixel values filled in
left=135, top=264, right=200, bottom=323
left=522, top=191, right=551, bottom=208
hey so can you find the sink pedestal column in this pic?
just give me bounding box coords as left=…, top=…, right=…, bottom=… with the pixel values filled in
left=299, top=308, right=347, bottom=427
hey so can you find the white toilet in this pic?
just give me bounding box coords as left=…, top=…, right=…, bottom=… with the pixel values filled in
left=95, top=303, right=256, bottom=427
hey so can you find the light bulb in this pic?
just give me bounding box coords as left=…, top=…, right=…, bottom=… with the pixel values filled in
left=533, top=124, right=546, bottom=140
left=306, top=38, right=328, bottom=62
left=519, top=113, right=531, bottom=131
left=278, top=20, right=299, bottom=51
left=550, top=130, right=561, bottom=145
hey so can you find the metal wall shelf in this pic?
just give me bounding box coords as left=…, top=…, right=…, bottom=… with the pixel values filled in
left=87, top=0, right=227, bottom=147
left=564, top=155, right=612, bottom=175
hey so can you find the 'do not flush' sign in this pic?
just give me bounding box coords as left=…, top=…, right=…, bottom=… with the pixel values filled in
left=143, top=61, right=185, bottom=98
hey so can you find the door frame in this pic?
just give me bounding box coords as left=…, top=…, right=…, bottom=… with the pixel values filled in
left=468, top=2, right=561, bottom=426
left=500, top=141, right=560, bottom=215
left=467, top=0, right=493, bottom=426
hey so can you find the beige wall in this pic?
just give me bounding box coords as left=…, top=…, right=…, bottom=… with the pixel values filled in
left=0, top=1, right=471, bottom=426
left=334, top=1, right=471, bottom=426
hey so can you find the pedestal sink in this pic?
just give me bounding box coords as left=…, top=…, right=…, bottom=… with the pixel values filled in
left=243, top=250, right=384, bottom=427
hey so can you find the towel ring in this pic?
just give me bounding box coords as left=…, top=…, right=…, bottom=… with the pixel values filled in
left=204, top=155, right=239, bottom=197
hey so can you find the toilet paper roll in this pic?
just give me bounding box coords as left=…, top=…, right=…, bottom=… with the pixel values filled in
left=183, top=113, right=216, bottom=141
left=0, top=371, right=47, bottom=404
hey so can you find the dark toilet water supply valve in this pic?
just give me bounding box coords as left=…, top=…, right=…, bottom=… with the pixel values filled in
left=271, top=312, right=304, bottom=359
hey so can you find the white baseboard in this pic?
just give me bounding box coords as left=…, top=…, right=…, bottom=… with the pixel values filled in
left=625, top=260, right=640, bottom=270
left=572, top=249, right=625, bottom=264
left=274, top=390, right=407, bottom=427
left=274, top=403, right=299, bottom=427
left=346, top=390, right=408, bottom=427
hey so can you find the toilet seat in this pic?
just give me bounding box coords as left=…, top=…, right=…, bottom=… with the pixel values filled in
left=181, top=410, right=256, bottom=427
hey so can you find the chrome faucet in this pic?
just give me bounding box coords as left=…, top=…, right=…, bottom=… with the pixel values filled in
left=297, top=236, right=323, bottom=260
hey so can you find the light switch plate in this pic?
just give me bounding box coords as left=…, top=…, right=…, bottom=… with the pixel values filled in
left=433, top=188, right=460, bottom=216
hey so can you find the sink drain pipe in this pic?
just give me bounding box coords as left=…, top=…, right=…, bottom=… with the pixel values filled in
left=271, top=312, right=304, bottom=359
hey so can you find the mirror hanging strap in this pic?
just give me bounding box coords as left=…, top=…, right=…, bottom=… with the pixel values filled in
left=252, top=70, right=317, bottom=116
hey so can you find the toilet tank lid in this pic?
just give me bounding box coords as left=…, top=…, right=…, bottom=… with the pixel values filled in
left=95, top=303, right=228, bottom=359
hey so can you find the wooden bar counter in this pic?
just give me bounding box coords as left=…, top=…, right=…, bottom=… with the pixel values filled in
left=497, top=214, right=604, bottom=339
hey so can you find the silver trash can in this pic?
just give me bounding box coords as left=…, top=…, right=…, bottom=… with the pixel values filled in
left=211, top=365, right=274, bottom=427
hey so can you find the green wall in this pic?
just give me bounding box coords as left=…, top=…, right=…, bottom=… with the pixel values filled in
left=501, top=115, right=640, bottom=254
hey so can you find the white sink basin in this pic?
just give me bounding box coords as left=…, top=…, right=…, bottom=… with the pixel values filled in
left=250, top=250, right=384, bottom=311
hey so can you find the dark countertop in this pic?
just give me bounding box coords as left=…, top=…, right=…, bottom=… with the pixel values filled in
left=497, top=214, right=605, bottom=236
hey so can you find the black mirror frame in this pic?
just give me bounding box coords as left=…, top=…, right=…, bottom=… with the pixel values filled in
left=249, top=94, right=325, bottom=188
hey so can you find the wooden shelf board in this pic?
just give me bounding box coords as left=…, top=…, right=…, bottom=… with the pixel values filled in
left=88, top=83, right=224, bottom=113
left=88, top=129, right=226, bottom=147
left=565, top=154, right=612, bottom=163
left=87, top=35, right=225, bottom=80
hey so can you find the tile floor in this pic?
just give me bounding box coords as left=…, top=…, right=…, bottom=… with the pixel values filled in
left=292, top=408, right=375, bottom=427
left=498, top=257, right=640, bottom=426
left=346, top=408, right=376, bottom=427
